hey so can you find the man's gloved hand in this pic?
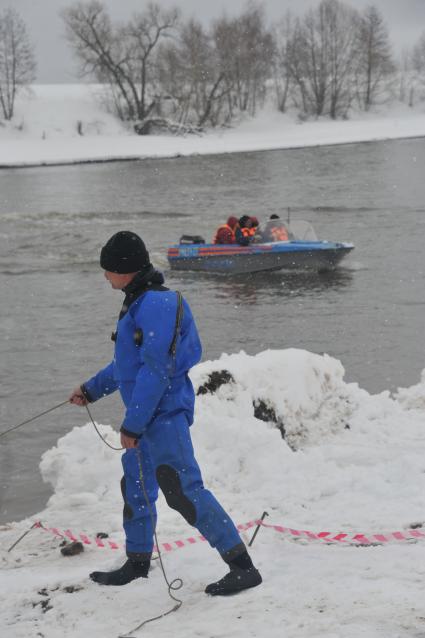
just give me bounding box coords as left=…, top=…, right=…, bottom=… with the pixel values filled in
left=69, top=386, right=89, bottom=406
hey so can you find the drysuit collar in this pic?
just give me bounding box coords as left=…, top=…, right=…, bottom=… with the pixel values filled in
left=122, top=266, right=165, bottom=295
left=119, top=266, right=167, bottom=320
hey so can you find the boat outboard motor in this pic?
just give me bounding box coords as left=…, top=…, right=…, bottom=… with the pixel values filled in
left=179, top=235, right=205, bottom=244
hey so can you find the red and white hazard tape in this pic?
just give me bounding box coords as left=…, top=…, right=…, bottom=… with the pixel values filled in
left=256, top=521, right=425, bottom=545
left=33, top=519, right=425, bottom=551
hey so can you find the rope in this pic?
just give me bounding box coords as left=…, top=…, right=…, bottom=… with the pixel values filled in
left=118, top=449, right=183, bottom=637
left=84, top=404, right=123, bottom=451
left=0, top=399, right=69, bottom=439
left=83, top=405, right=183, bottom=635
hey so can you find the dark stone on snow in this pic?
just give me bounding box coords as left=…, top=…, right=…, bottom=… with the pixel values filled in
left=253, top=399, right=286, bottom=440
left=60, top=541, right=84, bottom=557
left=32, top=598, right=52, bottom=613
left=197, top=370, right=234, bottom=395
left=63, top=585, right=83, bottom=593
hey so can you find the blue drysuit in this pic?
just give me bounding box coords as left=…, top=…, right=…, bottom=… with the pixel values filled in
left=83, top=277, right=243, bottom=561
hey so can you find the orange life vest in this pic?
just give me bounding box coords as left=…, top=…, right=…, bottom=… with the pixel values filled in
left=270, top=226, right=289, bottom=241
left=241, top=227, right=255, bottom=238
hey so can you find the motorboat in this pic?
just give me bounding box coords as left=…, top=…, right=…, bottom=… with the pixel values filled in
left=167, top=220, right=354, bottom=275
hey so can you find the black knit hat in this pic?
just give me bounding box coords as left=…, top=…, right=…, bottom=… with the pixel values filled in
left=100, top=231, right=150, bottom=274
left=239, top=215, right=251, bottom=228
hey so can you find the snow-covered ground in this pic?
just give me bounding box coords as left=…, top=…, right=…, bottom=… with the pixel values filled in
left=2, top=349, right=425, bottom=638
left=1, top=84, right=425, bottom=167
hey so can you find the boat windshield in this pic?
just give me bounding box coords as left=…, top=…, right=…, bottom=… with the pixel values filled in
left=288, top=220, right=318, bottom=241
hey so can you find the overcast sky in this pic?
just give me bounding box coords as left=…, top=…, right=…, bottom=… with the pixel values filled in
left=2, top=0, right=425, bottom=83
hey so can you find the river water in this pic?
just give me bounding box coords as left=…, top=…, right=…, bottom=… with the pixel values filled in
left=1, top=137, right=425, bottom=523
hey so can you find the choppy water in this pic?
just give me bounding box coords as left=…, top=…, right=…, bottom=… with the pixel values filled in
left=1, top=138, right=425, bottom=522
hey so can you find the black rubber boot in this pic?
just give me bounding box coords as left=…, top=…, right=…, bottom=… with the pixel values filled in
left=205, top=565, right=262, bottom=596
left=90, top=558, right=150, bottom=586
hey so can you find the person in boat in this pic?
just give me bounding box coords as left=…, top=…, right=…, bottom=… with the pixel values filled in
left=235, top=215, right=257, bottom=245
left=261, top=214, right=291, bottom=242
left=251, top=216, right=260, bottom=235
left=249, top=216, right=263, bottom=243
left=69, top=231, right=262, bottom=595
left=213, top=216, right=238, bottom=244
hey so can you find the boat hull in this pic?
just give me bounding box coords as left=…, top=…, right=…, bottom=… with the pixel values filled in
left=167, top=241, right=354, bottom=274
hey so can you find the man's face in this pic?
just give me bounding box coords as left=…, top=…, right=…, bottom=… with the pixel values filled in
left=104, top=270, right=137, bottom=289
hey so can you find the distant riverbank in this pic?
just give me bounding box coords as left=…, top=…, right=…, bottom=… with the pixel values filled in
left=1, top=84, right=425, bottom=168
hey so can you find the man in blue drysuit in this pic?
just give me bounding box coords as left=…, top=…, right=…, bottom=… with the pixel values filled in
left=69, top=231, right=262, bottom=595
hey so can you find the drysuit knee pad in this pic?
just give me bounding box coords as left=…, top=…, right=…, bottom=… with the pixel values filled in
left=120, top=476, right=134, bottom=520
left=156, top=464, right=197, bottom=525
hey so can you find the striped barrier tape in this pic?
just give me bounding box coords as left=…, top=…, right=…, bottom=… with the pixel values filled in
left=256, top=521, right=425, bottom=545
left=32, top=519, right=425, bottom=551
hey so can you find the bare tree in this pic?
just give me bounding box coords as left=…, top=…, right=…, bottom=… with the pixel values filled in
left=410, top=31, right=425, bottom=104
left=159, top=4, right=275, bottom=128
left=326, top=0, right=359, bottom=118
left=283, top=17, right=310, bottom=115
left=159, top=19, right=231, bottom=127
left=221, top=2, right=274, bottom=116
left=0, top=7, right=36, bottom=120
left=355, top=5, right=395, bottom=110
left=211, top=16, right=239, bottom=121
left=62, top=1, right=179, bottom=122
left=273, top=12, right=296, bottom=113
left=286, top=0, right=359, bottom=119
left=412, top=32, right=425, bottom=75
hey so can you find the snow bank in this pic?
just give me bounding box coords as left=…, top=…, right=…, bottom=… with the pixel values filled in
left=193, top=349, right=354, bottom=449
left=0, top=84, right=126, bottom=140
left=394, top=369, right=425, bottom=411
left=29, top=347, right=425, bottom=531
left=2, top=348, right=425, bottom=638
left=1, top=84, right=425, bottom=167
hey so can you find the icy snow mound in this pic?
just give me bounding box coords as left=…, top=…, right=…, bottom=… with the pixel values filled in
left=40, top=348, right=359, bottom=529
left=39, top=424, right=122, bottom=533
left=394, top=369, right=425, bottom=411
left=38, top=349, right=425, bottom=533
left=192, top=348, right=360, bottom=450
